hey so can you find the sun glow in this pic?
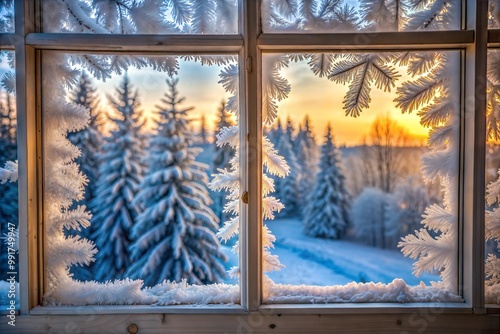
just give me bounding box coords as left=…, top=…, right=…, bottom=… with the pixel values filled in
left=275, top=60, right=430, bottom=147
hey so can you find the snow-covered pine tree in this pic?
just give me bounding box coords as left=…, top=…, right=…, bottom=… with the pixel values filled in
left=284, top=115, right=295, bottom=144
left=275, top=129, right=300, bottom=217
left=91, top=74, right=145, bottom=282
left=267, top=117, right=284, bottom=146
left=295, top=115, right=318, bottom=210
left=127, top=78, right=226, bottom=286
left=199, top=113, right=208, bottom=144
left=211, top=100, right=235, bottom=224
left=303, top=124, right=350, bottom=239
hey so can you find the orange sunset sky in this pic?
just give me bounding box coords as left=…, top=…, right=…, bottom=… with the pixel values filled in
left=90, top=57, right=429, bottom=147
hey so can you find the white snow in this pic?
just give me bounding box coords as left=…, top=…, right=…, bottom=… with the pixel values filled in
left=263, top=218, right=461, bottom=303
left=147, top=280, right=239, bottom=305
left=266, top=218, right=440, bottom=286
left=264, top=278, right=462, bottom=304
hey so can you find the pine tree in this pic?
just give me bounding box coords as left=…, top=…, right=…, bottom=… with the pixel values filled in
left=303, top=124, right=350, bottom=239
left=275, top=131, right=300, bottom=217
left=211, top=100, right=235, bottom=224
left=268, top=117, right=284, bottom=146
left=199, top=113, right=208, bottom=144
left=284, top=115, right=295, bottom=144
left=295, top=115, right=318, bottom=211
left=91, top=74, right=145, bottom=282
left=127, top=78, right=226, bottom=286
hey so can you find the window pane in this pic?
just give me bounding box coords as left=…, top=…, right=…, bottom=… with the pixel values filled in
left=42, top=0, right=238, bottom=34
left=0, top=1, right=14, bottom=33
left=486, top=49, right=500, bottom=305
left=261, top=51, right=461, bottom=303
left=42, top=52, right=240, bottom=306
left=0, top=50, right=18, bottom=312
left=491, top=0, right=500, bottom=29
left=262, top=0, right=461, bottom=33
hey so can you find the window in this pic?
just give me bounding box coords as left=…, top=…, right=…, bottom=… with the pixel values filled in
left=261, top=51, right=462, bottom=303
left=42, top=51, right=240, bottom=305
left=0, top=0, right=498, bottom=332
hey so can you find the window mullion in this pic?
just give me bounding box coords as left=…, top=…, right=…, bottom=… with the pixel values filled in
left=462, top=0, right=488, bottom=313
left=470, top=0, right=488, bottom=313
left=25, top=33, right=244, bottom=52
left=14, top=0, right=40, bottom=314
left=0, top=33, right=19, bottom=48
left=240, top=0, right=262, bottom=312
left=257, top=30, right=474, bottom=50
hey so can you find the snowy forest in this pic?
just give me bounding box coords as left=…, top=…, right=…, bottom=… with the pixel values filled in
left=0, top=0, right=499, bottom=306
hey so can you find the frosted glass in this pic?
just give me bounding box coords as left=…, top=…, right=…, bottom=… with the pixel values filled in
left=262, top=0, right=461, bottom=33
left=42, top=0, right=238, bottom=34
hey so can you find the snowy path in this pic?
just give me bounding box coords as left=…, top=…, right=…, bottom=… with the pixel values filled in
left=267, top=244, right=353, bottom=285
left=265, top=218, right=440, bottom=286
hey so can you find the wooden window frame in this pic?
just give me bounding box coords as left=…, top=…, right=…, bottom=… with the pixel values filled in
left=0, top=0, right=498, bottom=332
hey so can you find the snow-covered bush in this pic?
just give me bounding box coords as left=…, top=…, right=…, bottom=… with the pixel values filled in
left=350, top=188, right=391, bottom=248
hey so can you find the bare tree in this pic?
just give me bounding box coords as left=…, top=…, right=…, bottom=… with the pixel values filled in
left=357, top=114, right=410, bottom=248
left=367, top=114, right=409, bottom=193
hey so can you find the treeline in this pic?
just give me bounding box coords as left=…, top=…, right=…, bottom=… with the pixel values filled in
left=265, top=114, right=443, bottom=251
left=67, top=73, right=233, bottom=286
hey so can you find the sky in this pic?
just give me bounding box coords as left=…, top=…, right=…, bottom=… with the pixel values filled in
left=91, top=56, right=430, bottom=147
left=93, top=58, right=235, bottom=139
left=0, top=52, right=431, bottom=147
left=273, top=59, right=430, bottom=147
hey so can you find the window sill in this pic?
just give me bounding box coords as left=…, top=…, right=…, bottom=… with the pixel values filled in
left=29, top=304, right=247, bottom=315
left=3, top=310, right=498, bottom=334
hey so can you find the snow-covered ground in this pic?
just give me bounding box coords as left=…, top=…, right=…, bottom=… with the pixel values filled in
left=259, top=218, right=462, bottom=303
left=0, top=218, right=457, bottom=307
left=265, top=218, right=440, bottom=286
